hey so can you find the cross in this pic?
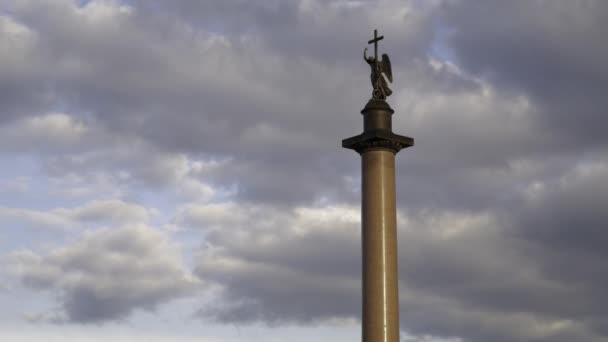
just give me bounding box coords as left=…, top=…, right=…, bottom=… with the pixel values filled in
left=367, top=29, right=384, bottom=61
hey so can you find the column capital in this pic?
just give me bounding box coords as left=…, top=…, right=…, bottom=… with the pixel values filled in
left=342, top=99, right=414, bottom=154
left=342, top=129, right=413, bottom=154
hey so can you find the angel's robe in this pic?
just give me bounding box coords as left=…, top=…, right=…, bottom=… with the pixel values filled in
left=366, top=58, right=392, bottom=100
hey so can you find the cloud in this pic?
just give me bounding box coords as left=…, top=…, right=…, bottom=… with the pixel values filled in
left=513, top=160, right=608, bottom=303
left=0, top=0, right=439, bottom=206
left=7, top=225, right=199, bottom=323
left=184, top=204, right=361, bottom=324
left=1, top=0, right=608, bottom=341
left=0, top=113, right=90, bottom=153
left=441, top=0, right=608, bottom=150
left=181, top=145, right=608, bottom=342
left=183, top=199, right=608, bottom=341
left=0, top=199, right=155, bottom=231
left=133, top=0, right=434, bottom=64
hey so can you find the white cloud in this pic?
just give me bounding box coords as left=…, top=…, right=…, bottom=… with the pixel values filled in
left=25, top=113, right=88, bottom=141
left=0, top=112, right=97, bottom=154
left=0, top=207, right=74, bottom=231
left=0, top=199, right=155, bottom=231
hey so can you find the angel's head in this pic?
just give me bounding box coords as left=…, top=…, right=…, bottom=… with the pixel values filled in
left=363, top=47, right=376, bottom=63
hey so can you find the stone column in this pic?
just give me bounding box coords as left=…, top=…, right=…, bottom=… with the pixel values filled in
left=361, top=149, right=399, bottom=342
left=343, top=99, right=413, bottom=342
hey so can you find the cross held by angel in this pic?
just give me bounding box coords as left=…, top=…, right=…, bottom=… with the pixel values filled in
left=364, top=29, right=393, bottom=100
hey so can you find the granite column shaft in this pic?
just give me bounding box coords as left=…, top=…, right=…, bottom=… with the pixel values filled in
left=362, top=149, right=399, bottom=342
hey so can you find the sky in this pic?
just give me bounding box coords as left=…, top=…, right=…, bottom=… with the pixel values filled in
left=1, top=0, right=608, bottom=341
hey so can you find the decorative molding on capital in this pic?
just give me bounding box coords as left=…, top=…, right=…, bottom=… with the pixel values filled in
left=342, top=129, right=414, bottom=154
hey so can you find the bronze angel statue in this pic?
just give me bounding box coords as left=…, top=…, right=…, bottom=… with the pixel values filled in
left=364, top=47, right=393, bottom=100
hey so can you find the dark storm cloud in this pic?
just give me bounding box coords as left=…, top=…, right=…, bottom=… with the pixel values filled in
left=510, top=162, right=608, bottom=321
left=441, top=0, right=608, bottom=149
left=518, top=162, right=608, bottom=254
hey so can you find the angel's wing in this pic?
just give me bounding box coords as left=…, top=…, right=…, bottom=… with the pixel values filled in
left=381, top=53, right=393, bottom=83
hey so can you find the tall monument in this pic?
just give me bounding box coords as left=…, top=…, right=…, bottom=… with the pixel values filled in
left=342, top=30, right=414, bottom=342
